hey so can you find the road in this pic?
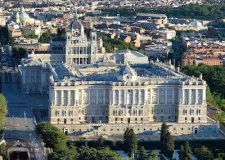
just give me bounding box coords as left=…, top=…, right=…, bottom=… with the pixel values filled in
left=2, top=81, right=47, bottom=160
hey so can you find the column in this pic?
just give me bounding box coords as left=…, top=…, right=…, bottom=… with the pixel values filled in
left=61, top=90, right=64, bottom=106
left=118, top=90, right=121, bottom=105
left=74, top=90, right=77, bottom=105
left=203, top=89, right=206, bottom=104
left=124, top=90, right=127, bottom=105
left=195, top=89, right=198, bottom=105
left=81, top=90, right=83, bottom=105
left=96, top=89, right=98, bottom=104
left=55, top=91, right=57, bottom=106
left=111, top=90, right=114, bottom=105
left=189, top=89, right=191, bottom=105
left=88, top=90, right=91, bottom=104
left=165, top=88, right=167, bottom=104
left=157, top=88, right=159, bottom=105
left=133, top=90, right=135, bottom=105
left=182, top=89, right=185, bottom=105
left=172, top=88, right=174, bottom=104
left=103, top=89, right=105, bottom=104
left=68, top=90, right=71, bottom=106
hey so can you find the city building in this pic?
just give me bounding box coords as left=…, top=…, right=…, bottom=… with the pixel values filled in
left=19, top=13, right=219, bottom=139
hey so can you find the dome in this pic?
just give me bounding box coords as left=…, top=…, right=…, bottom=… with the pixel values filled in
left=20, top=7, right=30, bottom=20
left=69, top=19, right=84, bottom=37
left=71, top=20, right=83, bottom=30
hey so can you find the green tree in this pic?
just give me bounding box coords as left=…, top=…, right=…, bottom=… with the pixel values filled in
left=194, top=146, right=213, bottom=160
left=160, top=123, right=174, bottom=157
left=39, top=32, right=57, bottom=43
left=123, top=128, right=137, bottom=157
left=0, top=26, right=12, bottom=45
left=137, top=146, right=148, bottom=160
left=179, top=142, right=192, bottom=160
left=96, top=135, right=105, bottom=148
left=160, top=122, right=168, bottom=143
left=48, top=149, right=76, bottom=160
left=24, top=34, right=39, bottom=39
left=149, top=151, right=159, bottom=160
left=77, top=145, right=122, bottom=160
left=0, top=94, right=7, bottom=131
left=12, top=47, right=27, bottom=64
left=35, top=122, right=67, bottom=151
left=165, top=131, right=174, bottom=156
left=0, top=143, right=7, bottom=158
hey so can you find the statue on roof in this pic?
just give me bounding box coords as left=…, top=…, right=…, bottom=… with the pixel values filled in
left=117, top=62, right=137, bottom=82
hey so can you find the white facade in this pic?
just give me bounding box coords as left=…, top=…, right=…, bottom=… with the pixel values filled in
left=65, top=15, right=98, bottom=65
left=18, top=15, right=220, bottom=138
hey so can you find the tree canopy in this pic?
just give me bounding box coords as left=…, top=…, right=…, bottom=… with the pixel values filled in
left=0, top=94, right=7, bottom=131
left=35, top=122, right=67, bottom=151
left=39, top=29, right=65, bottom=43
left=101, top=4, right=225, bottom=20
left=12, top=47, right=27, bottom=64
left=160, top=123, right=174, bottom=157
left=48, top=149, right=76, bottom=160
left=77, top=146, right=122, bottom=160
left=101, top=35, right=144, bottom=53
left=179, top=142, right=192, bottom=160
left=123, top=128, right=138, bottom=157
left=0, top=26, right=12, bottom=45
left=194, top=146, right=213, bottom=160
left=136, top=146, right=148, bottom=160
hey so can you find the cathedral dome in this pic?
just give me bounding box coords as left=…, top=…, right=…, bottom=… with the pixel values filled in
left=70, top=19, right=84, bottom=36
left=71, top=20, right=83, bottom=30
left=19, top=7, right=30, bottom=20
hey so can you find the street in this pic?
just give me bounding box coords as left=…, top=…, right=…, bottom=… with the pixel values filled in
left=2, top=81, right=47, bottom=160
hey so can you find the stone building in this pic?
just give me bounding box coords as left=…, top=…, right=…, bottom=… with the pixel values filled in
left=18, top=14, right=220, bottom=139
left=65, top=13, right=98, bottom=65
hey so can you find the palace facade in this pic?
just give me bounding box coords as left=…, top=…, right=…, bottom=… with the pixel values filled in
left=19, top=14, right=220, bottom=138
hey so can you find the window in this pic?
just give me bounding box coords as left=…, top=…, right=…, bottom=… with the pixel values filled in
left=159, top=88, right=165, bottom=104
left=185, top=117, right=187, bottom=120
left=115, top=118, right=117, bottom=121
left=190, top=109, right=194, bottom=115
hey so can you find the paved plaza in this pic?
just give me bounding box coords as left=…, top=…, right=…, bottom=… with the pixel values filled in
left=2, top=82, right=47, bottom=160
